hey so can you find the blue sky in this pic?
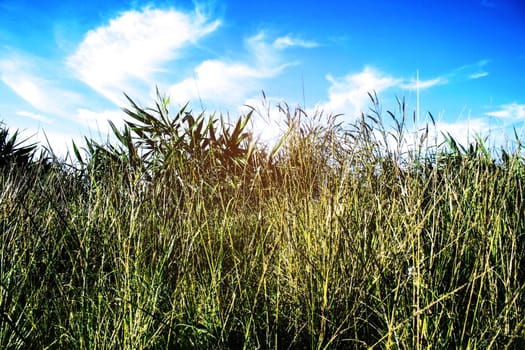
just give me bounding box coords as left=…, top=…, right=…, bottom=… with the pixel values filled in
left=1, top=0, right=524, bottom=155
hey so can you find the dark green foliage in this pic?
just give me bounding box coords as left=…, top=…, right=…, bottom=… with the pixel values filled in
left=0, top=121, right=38, bottom=169
left=118, top=89, right=255, bottom=178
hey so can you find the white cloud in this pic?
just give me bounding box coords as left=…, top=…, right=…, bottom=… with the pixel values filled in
left=320, top=66, right=401, bottom=117
left=455, top=59, right=490, bottom=72
left=67, top=7, right=220, bottom=105
left=169, top=60, right=289, bottom=107
left=434, top=118, right=492, bottom=147
left=453, top=59, right=490, bottom=81
left=2, top=125, right=81, bottom=158
left=168, top=32, right=293, bottom=108
left=3, top=74, right=46, bottom=108
left=75, top=108, right=126, bottom=130
left=273, top=35, right=318, bottom=49
left=169, top=61, right=263, bottom=106
left=36, top=129, right=81, bottom=158
left=245, top=32, right=296, bottom=69
left=240, top=95, right=291, bottom=145
left=469, top=72, right=489, bottom=79
left=486, top=103, right=525, bottom=119
left=17, top=110, right=54, bottom=124
left=0, top=57, right=83, bottom=116
left=400, top=77, right=447, bottom=90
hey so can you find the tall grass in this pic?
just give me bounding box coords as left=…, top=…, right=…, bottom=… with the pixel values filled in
left=1, top=92, right=524, bottom=349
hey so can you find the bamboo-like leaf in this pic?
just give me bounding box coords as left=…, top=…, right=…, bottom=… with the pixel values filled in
left=72, top=140, right=84, bottom=166
left=475, top=134, right=491, bottom=162
left=109, top=120, right=127, bottom=147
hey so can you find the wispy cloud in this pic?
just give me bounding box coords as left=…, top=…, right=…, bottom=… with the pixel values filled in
left=453, top=59, right=490, bottom=81
left=393, top=60, right=490, bottom=90
left=67, top=7, right=220, bottom=106
left=17, top=110, right=54, bottom=124
left=469, top=72, right=489, bottom=79
left=245, top=32, right=299, bottom=69
left=457, top=59, right=490, bottom=70
left=273, top=35, right=318, bottom=49
left=400, top=77, right=448, bottom=90
left=486, top=103, right=525, bottom=119
left=0, top=56, right=83, bottom=116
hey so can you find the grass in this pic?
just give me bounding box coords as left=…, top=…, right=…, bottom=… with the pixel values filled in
left=0, top=91, right=524, bottom=349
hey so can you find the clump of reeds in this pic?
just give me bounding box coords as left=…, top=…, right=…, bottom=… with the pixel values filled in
left=0, top=91, right=523, bottom=349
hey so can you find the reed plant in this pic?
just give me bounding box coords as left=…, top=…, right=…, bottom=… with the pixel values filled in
left=0, top=92, right=524, bottom=349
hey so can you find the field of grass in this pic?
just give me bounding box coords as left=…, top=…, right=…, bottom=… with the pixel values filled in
left=1, top=91, right=524, bottom=349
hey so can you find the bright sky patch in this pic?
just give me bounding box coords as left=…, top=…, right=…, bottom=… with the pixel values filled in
left=0, top=0, right=524, bottom=154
